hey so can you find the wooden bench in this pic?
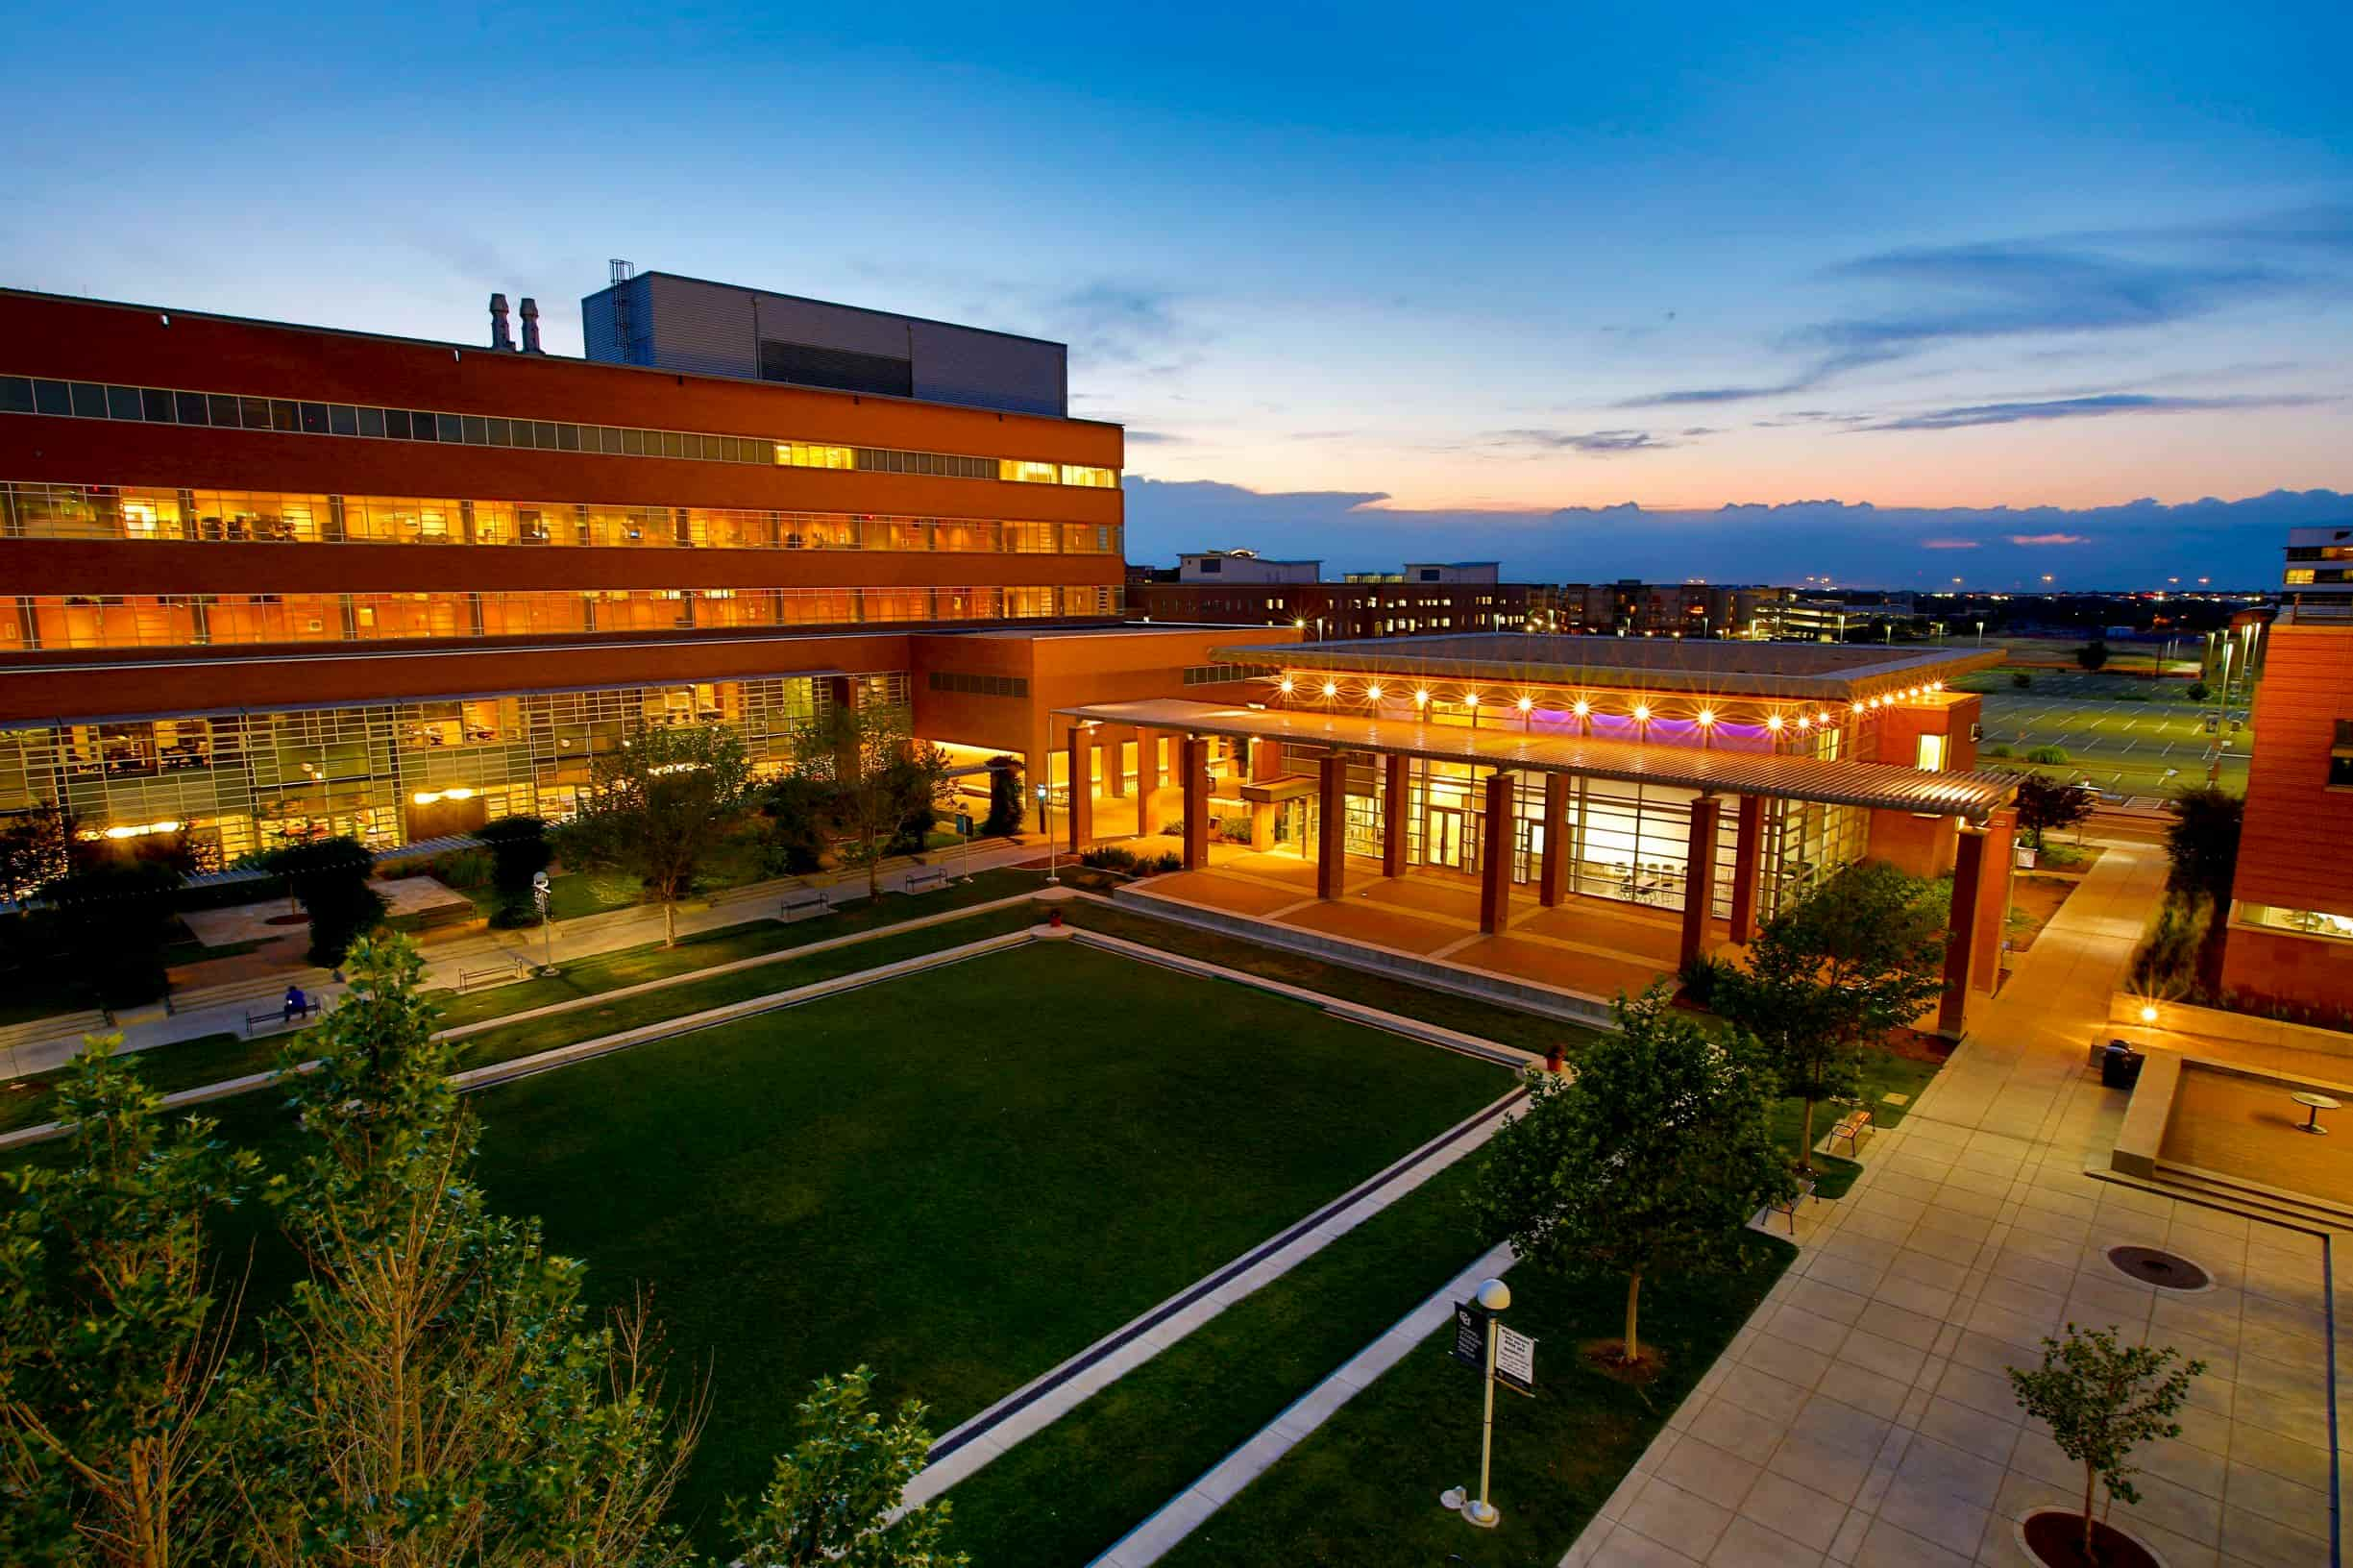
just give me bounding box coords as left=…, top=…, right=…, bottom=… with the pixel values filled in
left=903, top=867, right=949, bottom=895
left=458, top=957, right=531, bottom=992
left=1763, top=1175, right=1818, bottom=1234
left=1827, top=1109, right=1873, bottom=1158
left=245, top=998, right=321, bottom=1036
left=779, top=887, right=831, bottom=922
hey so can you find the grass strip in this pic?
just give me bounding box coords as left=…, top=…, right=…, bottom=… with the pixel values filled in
left=942, top=1153, right=1498, bottom=1567
left=1156, top=1230, right=1795, bottom=1567
left=2, top=1032, right=260, bottom=1134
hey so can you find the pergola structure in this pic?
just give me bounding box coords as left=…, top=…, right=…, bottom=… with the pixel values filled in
left=1053, top=695, right=2021, bottom=1034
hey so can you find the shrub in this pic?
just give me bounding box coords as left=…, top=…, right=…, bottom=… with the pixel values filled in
left=2184, top=680, right=2210, bottom=701
left=476, top=816, right=552, bottom=924
left=2011, top=672, right=2033, bottom=689
left=261, top=837, right=387, bottom=968
left=1986, top=744, right=2013, bottom=758
left=1074, top=845, right=1183, bottom=876
left=982, top=758, right=1025, bottom=837
left=2128, top=893, right=2204, bottom=995
left=1677, top=951, right=1735, bottom=1011
left=2025, top=745, right=2071, bottom=765
left=2075, top=642, right=2109, bottom=672
left=41, top=860, right=184, bottom=1009
left=426, top=846, right=494, bottom=891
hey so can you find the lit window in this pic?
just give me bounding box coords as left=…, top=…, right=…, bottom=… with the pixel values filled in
left=777, top=442, right=856, bottom=471
left=999, top=459, right=1061, bottom=484
left=1058, top=464, right=1116, bottom=488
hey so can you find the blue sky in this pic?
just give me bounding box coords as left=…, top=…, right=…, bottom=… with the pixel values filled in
left=4, top=2, right=2347, bottom=585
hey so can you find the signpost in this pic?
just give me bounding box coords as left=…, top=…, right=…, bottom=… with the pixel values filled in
left=1439, top=1278, right=1528, bottom=1531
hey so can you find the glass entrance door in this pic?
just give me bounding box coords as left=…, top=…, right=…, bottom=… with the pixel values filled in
left=1426, top=805, right=1467, bottom=870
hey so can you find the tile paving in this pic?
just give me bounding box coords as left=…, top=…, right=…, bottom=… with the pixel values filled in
left=1563, top=839, right=2346, bottom=1568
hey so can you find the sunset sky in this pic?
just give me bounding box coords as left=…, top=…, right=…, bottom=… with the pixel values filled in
left=6, top=1, right=2346, bottom=583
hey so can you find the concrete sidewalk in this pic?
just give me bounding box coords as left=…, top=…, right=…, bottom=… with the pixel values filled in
left=1565, top=840, right=2342, bottom=1568
left=3, top=835, right=1047, bottom=1078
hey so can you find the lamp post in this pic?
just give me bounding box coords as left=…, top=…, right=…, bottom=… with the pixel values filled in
left=530, top=870, right=556, bottom=975
left=1464, top=1277, right=1510, bottom=1529
left=1038, top=782, right=1058, bottom=885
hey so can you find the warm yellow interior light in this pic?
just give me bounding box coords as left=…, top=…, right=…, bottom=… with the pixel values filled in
left=1697, top=708, right=1716, bottom=726
left=1572, top=698, right=1590, bottom=717
left=1767, top=714, right=1784, bottom=730
left=1516, top=696, right=1533, bottom=712
left=1633, top=703, right=1651, bottom=722
left=1322, top=681, right=1339, bottom=698
left=1365, top=683, right=1385, bottom=700
left=1414, top=689, right=1431, bottom=704
left=2139, top=1004, right=2159, bottom=1024
left=1279, top=677, right=1294, bottom=694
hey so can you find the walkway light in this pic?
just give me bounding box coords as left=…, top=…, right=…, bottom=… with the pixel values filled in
left=1279, top=676, right=1294, bottom=695
left=1798, top=715, right=1812, bottom=729
left=1766, top=714, right=1783, bottom=731
left=1572, top=698, right=1590, bottom=718
left=1632, top=703, right=1650, bottom=723
left=1465, top=692, right=1481, bottom=706
left=1366, top=683, right=1385, bottom=700
left=2139, top=1003, right=2159, bottom=1024
left=1516, top=695, right=1533, bottom=713
left=1322, top=680, right=1338, bottom=698
left=1415, top=689, right=1431, bottom=705
left=1818, top=711, right=1832, bottom=725
left=1697, top=708, right=1715, bottom=726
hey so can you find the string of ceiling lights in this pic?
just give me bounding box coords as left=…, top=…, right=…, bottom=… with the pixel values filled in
left=1262, top=673, right=1949, bottom=735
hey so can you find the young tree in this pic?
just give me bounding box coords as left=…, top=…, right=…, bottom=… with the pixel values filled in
left=0, top=1039, right=260, bottom=1568
left=980, top=756, right=1024, bottom=838
left=235, top=934, right=703, bottom=1568
left=2164, top=785, right=2243, bottom=991
left=2009, top=772, right=2096, bottom=851
left=729, top=1367, right=965, bottom=1568
left=1715, top=862, right=1947, bottom=1168
left=789, top=703, right=948, bottom=902
left=473, top=815, right=552, bottom=928
left=42, top=859, right=185, bottom=1012
left=259, top=837, right=386, bottom=968
left=2075, top=641, right=2109, bottom=671
left=2009, top=1325, right=2203, bottom=1561
left=1469, top=986, right=1794, bottom=1366
left=557, top=723, right=754, bottom=946
left=0, top=800, right=80, bottom=902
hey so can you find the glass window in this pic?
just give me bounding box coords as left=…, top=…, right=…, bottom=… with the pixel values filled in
left=270, top=400, right=300, bottom=431
left=383, top=408, right=411, bottom=439
left=435, top=414, right=461, bottom=443
left=487, top=417, right=511, bottom=447
left=356, top=405, right=385, bottom=437
left=72, top=382, right=110, bottom=417
left=661, top=430, right=684, bottom=459
left=0, top=376, right=32, bottom=413
left=557, top=423, right=580, bottom=452
left=462, top=415, right=488, bottom=445
left=240, top=397, right=271, bottom=429
left=176, top=390, right=210, bottom=425
left=599, top=427, right=623, bottom=454
left=300, top=402, right=330, bottom=433
left=208, top=393, right=240, bottom=427
left=140, top=387, right=176, bottom=422
left=622, top=428, right=645, bottom=456
left=329, top=404, right=358, bottom=436
left=534, top=422, right=557, bottom=450
left=34, top=379, right=72, bottom=414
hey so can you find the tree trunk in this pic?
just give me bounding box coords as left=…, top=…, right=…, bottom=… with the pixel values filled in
left=2082, top=1459, right=2097, bottom=1557
left=1624, top=1270, right=1642, bottom=1364
left=868, top=826, right=881, bottom=902
left=1800, top=1095, right=1818, bottom=1169
left=662, top=898, right=677, bottom=947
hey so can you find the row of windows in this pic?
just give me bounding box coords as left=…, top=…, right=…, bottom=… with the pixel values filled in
left=1181, top=662, right=1280, bottom=686
left=2284, top=568, right=2348, bottom=585
left=0, top=674, right=909, bottom=861
left=0, top=481, right=1118, bottom=556
left=926, top=670, right=1031, bottom=699
left=2238, top=902, right=2353, bottom=943
left=2285, top=546, right=2353, bottom=561
left=0, top=374, right=1119, bottom=489
left=4, top=585, right=1122, bottom=653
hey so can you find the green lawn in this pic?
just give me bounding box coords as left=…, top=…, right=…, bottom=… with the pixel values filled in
left=0, top=1032, right=260, bottom=1133
left=1155, top=1233, right=1795, bottom=1567
left=943, top=1151, right=1502, bottom=1567
left=1764, top=1041, right=1942, bottom=1199
left=466, top=940, right=1509, bottom=1551
left=1060, top=902, right=1600, bottom=1057
left=430, top=869, right=1040, bottom=1029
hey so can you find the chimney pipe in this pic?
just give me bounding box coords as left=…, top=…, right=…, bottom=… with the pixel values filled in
left=489, top=292, right=513, bottom=351
left=519, top=297, right=542, bottom=355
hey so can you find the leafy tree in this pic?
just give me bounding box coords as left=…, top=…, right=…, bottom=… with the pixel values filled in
left=0, top=799, right=77, bottom=902
left=2010, top=772, right=2096, bottom=851
left=0, top=1039, right=260, bottom=1568
left=2009, top=1325, right=2203, bottom=1561
left=235, top=935, right=704, bottom=1568
left=259, top=837, right=385, bottom=968
left=981, top=757, right=1024, bottom=838
left=557, top=724, right=754, bottom=946
left=42, top=859, right=185, bottom=1011
left=728, top=1366, right=964, bottom=1568
left=1715, top=862, right=1947, bottom=1168
left=474, top=815, right=552, bottom=928
left=1469, top=985, right=1794, bottom=1366
left=2183, top=679, right=2210, bottom=702
left=2164, top=785, right=2243, bottom=990
left=2011, top=672, right=2033, bottom=689
left=761, top=773, right=833, bottom=876
left=2075, top=641, right=2109, bottom=671
left=790, top=704, right=948, bottom=901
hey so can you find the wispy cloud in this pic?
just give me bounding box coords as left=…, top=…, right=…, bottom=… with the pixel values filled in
left=1123, top=429, right=1189, bottom=445
left=1921, top=538, right=1980, bottom=550
left=1485, top=427, right=1678, bottom=453
left=1859, top=391, right=2326, bottom=431
left=2009, top=532, right=2089, bottom=546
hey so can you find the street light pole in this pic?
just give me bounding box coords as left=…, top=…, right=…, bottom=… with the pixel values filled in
left=1038, top=782, right=1058, bottom=885
left=530, top=870, right=556, bottom=975
left=1463, top=1276, right=1510, bottom=1530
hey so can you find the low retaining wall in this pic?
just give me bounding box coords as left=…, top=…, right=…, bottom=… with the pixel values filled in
left=2111, top=992, right=2353, bottom=1061
left=1111, top=885, right=1619, bottom=1031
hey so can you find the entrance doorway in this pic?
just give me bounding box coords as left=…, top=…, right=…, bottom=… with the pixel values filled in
left=1427, top=805, right=1467, bottom=870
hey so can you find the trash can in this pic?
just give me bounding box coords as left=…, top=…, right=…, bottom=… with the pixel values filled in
left=2100, top=1040, right=2145, bottom=1090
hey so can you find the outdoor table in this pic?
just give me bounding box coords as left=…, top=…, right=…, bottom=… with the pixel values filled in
left=2292, top=1091, right=2341, bottom=1136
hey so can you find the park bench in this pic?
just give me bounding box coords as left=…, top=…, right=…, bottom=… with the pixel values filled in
left=1827, top=1108, right=1873, bottom=1158
left=1762, top=1174, right=1818, bottom=1234
left=903, top=866, right=949, bottom=895
left=779, top=887, right=831, bottom=922
left=245, top=997, right=321, bottom=1036
left=458, top=956, right=532, bottom=992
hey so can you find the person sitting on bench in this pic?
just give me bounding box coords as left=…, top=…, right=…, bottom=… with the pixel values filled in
left=283, top=984, right=308, bottom=1024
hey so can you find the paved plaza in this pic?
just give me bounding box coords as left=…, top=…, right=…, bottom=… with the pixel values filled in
left=1566, top=840, right=2342, bottom=1568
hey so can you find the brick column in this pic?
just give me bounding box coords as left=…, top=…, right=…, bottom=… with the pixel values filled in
left=1383, top=753, right=1410, bottom=877
left=1066, top=727, right=1093, bottom=851
left=1318, top=752, right=1350, bottom=899
left=1137, top=729, right=1167, bottom=836
left=1679, top=795, right=1719, bottom=968
left=1971, top=806, right=2017, bottom=997
left=1102, top=726, right=1127, bottom=797
left=1480, top=772, right=1514, bottom=933
left=1181, top=738, right=1211, bottom=870
left=1728, top=794, right=1765, bottom=943
left=1539, top=772, right=1569, bottom=907
left=1938, top=821, right=1988, bottom=1037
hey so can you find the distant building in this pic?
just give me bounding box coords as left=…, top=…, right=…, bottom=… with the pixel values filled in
left=580, top=265, right=1067, bottom=417
left=1549, top=581, right=1792, bottom=639
left=1130, top=554, right=1532, bottom=638
left=2283, top=524, right=2353, bottom=609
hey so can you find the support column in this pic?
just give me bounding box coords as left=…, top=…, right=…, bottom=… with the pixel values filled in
left=1679, top=795, right=1719, bottom=968
left=1383, top=753, right=1409, bottom=877
left=1181, top=738, right=1211, bottom=870
left=1938, top=822, right=1988, bottom=1037
left=1066, top=726, right=1093, bottom=851
left=1728, top=794, right=1765, bottom=943
left=1480, top=771, right=1514, bottom=933
left=1136, top=729, right=1167, bottom=836
left=1249, top=736, right=1285, bottom=851
left=1971, top=807, right=2017, bottom=997
left=1318, top=752, right=1349, bottom=900
left=1539, top=772, right=1569, bottom=908
left=1101, top=726, right=1127, bottom=796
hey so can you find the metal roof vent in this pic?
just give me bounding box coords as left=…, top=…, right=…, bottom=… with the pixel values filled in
left=519, top=297, right=543, bottom=354
left=489, top=292, right=513, bottom=351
